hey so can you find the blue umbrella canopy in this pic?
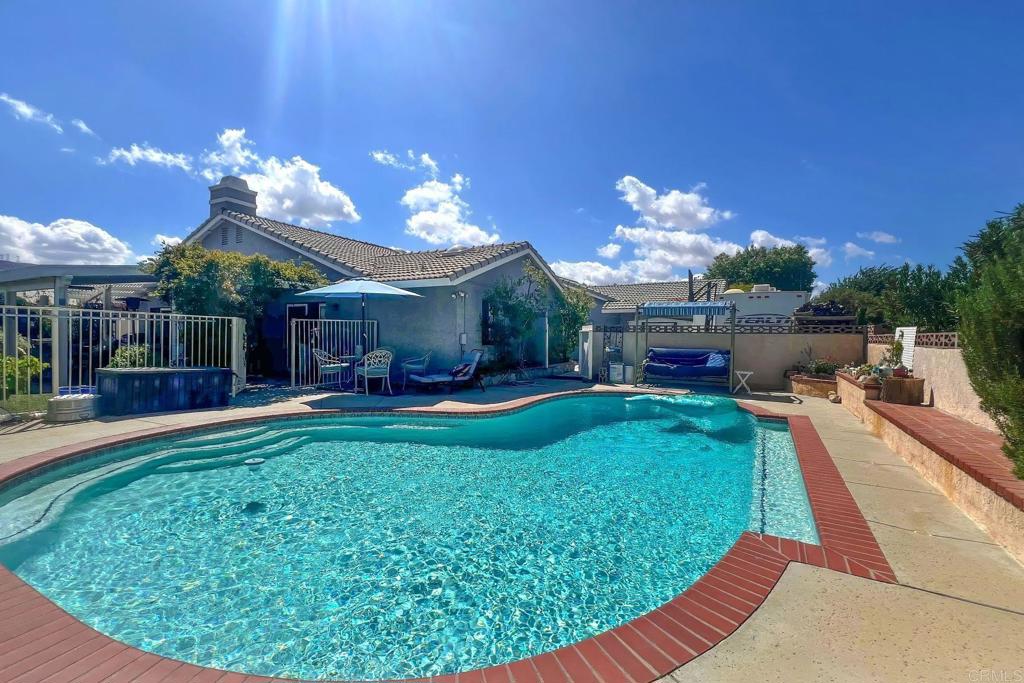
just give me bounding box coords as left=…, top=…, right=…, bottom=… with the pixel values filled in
left=298, top=279, right=422, bottom=298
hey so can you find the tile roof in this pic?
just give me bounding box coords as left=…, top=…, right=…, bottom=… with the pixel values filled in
left=361, top=243, right=532, bottom=282
left=223, top=211, right=399, bottom=274
left=591, top=278, right=727, bottom=312
left=220, top=211, right=536, bottom=283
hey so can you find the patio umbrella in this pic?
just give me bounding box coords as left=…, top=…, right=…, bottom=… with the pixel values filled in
left=297, top=279, right=422, bottom=353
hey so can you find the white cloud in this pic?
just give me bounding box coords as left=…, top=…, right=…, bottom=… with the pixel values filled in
left=400, top=179, right=457, bottom=212
left=550, top=260, right=635, bottom=286
left=151, top=234, right=182, bottom=248
left=553, top=226, right=742, bottom=285
left=103, top=143, right=193, bottom=172
left=749, top=229, right=833, bottom=267
left=0, top=93, right=63, bottom=133
left=750, top=229, right=796, bottom=249
left=553, top=176, right=740, bottom=284
left=615, top=176, right=733, bottom=229
left=71, top=118, right=96, bottom=136
left=400, top=179, right=497, bottom=246
left=419, top=152, right=439, bottom=178
left=369, top=149, right=415, bottom=171
left=0, top=215, right=136, bottom=264
left=844, top=241, right=875, bottom=260
left=856, top=230, right=900, bottom=244
left=195, top=128, right=360, bottom=227
left=59, top=147, right=75, bottom=154
left=378, top=154, right=496, bottom=246
left=200, top=128, right=258, bottom=179
left=404, top=201, right=499, bottom=246
left=807, top=246, right=833, bottom=267
left=243, top=156, right=360, bottom=227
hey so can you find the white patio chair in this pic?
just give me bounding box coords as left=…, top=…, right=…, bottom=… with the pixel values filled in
left=401, top=351, right=431, bottom=392
left=312, top=349, right=350, bottom=390
left=354, top=349, right=394, bottom=395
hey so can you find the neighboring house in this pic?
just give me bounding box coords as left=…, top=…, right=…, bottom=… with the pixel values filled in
left=182, top=176, right=567, bottom=376
left=720, top=284, right=810, bottom=326
left=585, top=278, right=728, bottom=327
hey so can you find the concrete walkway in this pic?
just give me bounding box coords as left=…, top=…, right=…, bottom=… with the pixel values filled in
left=1, top=382, right=1022, bottom=681
left=663, top=392, right=1024, bottom=682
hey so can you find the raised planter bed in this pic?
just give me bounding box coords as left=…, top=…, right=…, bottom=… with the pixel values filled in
left=788, top=373, right=838, bottom=399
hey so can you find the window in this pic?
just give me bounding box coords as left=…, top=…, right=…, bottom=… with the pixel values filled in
left=481, top=297, right=494, bottom=345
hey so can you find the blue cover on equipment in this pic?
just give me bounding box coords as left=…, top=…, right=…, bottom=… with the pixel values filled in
left=644, top=347, right=730, bottom=379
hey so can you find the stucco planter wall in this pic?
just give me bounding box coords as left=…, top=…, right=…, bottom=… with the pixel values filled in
left=864, top=405, right=1024, bottom=566
left=788, top=374, right=838, bottom=399
left=836, top=372, right=880, bottom=421
left=480, top=361, right=576, bottom=387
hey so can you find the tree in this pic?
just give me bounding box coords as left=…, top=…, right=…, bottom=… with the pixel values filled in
left=145, top=244, right=327, bottom=371
left=483, top=269, right=545, bottom=368
left=706, top=245, right=816, bottom=291
left=549, top=284, right=594, bottom=362
left=814, top=264, right=958, bottom=330
left=957, top=227, right=1024, bottom=478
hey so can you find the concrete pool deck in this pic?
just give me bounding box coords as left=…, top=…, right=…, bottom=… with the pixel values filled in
left=0, top=380, right=1022, bottom=681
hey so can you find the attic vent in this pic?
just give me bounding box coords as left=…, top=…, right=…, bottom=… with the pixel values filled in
left=220, top=225, right=229, bottom=246
left=442, top=246, right=470, bottom=256
left=235, top=224, right=243, bottom=244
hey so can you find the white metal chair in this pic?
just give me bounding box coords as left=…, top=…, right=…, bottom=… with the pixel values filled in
left=312, top=349, right=350, bottom=390
left=354, top=349, right=394, bottom=395
left=400, top=351, right=431, bottom=392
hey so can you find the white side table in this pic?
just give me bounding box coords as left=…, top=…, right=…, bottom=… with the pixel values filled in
left=733, top=370, right=754, bottom=394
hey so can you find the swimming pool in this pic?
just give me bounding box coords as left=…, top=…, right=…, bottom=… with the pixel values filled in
left=0, top=394, right=817, bottom=680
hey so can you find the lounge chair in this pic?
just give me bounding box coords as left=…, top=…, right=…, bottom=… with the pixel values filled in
left=354, top=349, right=394, bottom=395
left=400, top=351, right=431, bottom=392
left=408, top=349, right=485, bottom=393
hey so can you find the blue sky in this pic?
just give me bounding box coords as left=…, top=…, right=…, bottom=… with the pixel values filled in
left=2, top=1, right=1023, bottom=287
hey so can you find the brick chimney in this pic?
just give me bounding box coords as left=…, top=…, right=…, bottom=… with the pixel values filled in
left=209, top=176, right=257, bottom=218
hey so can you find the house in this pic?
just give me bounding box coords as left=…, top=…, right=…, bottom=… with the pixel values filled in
left=182, top=176, right=567, bottom=376
left=583, top=278, right=728, bottom=327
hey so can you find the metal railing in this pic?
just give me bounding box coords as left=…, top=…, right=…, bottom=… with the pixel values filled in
left=290, top=319, right=378, bottom=387
left=1, top=306, right=246, bottom=411
left=597, top=322, right=867, bottom=335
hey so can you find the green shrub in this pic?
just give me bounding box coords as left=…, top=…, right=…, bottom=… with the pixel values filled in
left=958, top=231, right=1024, bottom=478
left=803, top=358, right=840, bottom=376
left=2, top=354, right=47, bottom=394
left=107, top=344, right=151, bottom=368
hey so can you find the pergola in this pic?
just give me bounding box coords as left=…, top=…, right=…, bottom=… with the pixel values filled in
left=632, top=300, right=737, bottom=392
left=0, top=263, right=156, bottom=385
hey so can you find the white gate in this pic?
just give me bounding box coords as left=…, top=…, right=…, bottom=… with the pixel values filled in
left=290, top=319, right=377, bottom=387
left=1, top=306, right=246, bottom=413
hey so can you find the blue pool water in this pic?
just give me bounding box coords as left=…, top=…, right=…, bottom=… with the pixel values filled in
left=0, top=394, right=816, bottom=680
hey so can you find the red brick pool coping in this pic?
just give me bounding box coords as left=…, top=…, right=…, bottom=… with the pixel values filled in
left=0, top=392, right=895, bottom=683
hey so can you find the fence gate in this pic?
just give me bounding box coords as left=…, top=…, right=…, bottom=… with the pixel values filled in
left=1, top=305, right=246, bottom=415
left=290, top=319, right=378, bottom=387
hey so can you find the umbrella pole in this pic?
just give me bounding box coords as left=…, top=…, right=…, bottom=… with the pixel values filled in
left=361, top=293, right=367, bottom=354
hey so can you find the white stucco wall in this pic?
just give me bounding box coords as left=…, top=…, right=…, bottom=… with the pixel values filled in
left=590, top=331, right=865, bottom=390
left=867, top=343, right=998, bottom=432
